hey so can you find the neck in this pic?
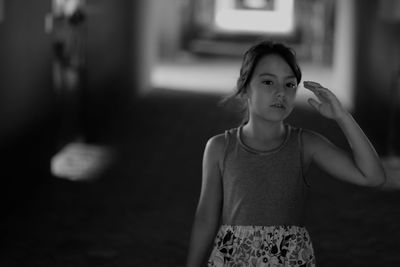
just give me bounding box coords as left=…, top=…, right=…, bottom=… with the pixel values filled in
left=243, top=118, right=285, bottom=142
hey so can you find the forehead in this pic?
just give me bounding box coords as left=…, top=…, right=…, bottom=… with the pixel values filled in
left=253, top=54, right=294, bottom=77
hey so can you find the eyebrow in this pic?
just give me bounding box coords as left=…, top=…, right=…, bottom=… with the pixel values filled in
left=259, top=73, right=296, bottom=79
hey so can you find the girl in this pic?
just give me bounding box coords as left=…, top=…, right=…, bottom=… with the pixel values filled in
left=186, top=41, right=386, bottom=267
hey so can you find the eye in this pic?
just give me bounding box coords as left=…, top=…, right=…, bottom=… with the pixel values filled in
left=286, top=82, right=297, bottom=89
left=262, top=80, right=273, bottom=86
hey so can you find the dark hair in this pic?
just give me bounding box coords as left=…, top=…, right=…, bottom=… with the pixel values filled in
left=236, top=40, right=301, bottom=97
left=221, top=40, right=302, bottom=121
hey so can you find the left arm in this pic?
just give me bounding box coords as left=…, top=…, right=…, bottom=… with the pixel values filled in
left=303, top=81, right=386, bottom=187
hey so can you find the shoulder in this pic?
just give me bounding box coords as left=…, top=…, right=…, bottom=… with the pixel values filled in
left=203, top=133, right=227, bottom=173
left=204, top=127, right=237, bottom=162
left=204, top=133, right=226, bottom=156
left=287, top=126, right=324, bottom=148
left=301, top=129, right=332, bottom=146
left=300, top=129, right=334, bottom=160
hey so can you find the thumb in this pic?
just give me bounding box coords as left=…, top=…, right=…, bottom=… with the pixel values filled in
left=308, top=98, right=320, bottom=111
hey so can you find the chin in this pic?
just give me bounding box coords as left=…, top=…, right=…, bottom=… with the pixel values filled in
left=265, top=109, right=292, bottom=121
left=252, top=107, right=294, bottom=122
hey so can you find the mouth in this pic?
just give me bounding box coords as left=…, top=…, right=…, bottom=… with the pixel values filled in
left=270, top=103, right=286, bottom=109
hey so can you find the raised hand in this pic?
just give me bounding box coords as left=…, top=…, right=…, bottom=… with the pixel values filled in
left=303, top=81, right=348, bottom=120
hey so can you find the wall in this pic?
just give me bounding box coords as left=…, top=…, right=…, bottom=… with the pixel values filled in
left=0, top=0, right=53, bottom=144
left=82, top=0, right=131, bottom=141
left=353, top=0, right=400, bottom=154
left=130, top=0, right=162, bottom=95
left=0, top=0, right=55, bottom=211
left=332, top=0, right=355, bottom=110
left=84, top=0, right=158, bottom=138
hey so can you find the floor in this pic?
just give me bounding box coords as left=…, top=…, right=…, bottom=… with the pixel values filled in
left=1, top=89, right=400, bottom=267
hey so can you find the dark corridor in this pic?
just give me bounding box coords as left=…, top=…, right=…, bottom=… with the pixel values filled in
left=1, top=0, right=400, bottom=266
left=1, top=90, right=400, bottom=266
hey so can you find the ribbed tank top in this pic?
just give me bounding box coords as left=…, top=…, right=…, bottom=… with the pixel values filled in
left=221, top=124, right=309, bottom=226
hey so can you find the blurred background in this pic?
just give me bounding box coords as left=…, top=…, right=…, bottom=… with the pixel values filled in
left=0, top=0, right=400, bottom=266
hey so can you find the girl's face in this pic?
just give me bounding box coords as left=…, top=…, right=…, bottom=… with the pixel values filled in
left=245, top=54, right=298, bottom=122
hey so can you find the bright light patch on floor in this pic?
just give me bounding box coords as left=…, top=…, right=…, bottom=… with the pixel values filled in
left=214, top=0, right=294, bottom=34
left=51, top=142, right=114, bottom=182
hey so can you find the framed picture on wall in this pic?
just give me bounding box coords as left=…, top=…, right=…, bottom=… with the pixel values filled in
left=213, top=0, right=294, bottom=34
left=235, top=0, right=276, bottom=10
left=182, top=0, right=336, bottom=65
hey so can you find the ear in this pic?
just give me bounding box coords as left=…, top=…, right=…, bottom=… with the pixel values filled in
left=241, top=86, right=250, bottom=99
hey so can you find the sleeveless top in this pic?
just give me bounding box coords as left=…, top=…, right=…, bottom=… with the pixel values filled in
left=221, top=124, right=310, bottom=226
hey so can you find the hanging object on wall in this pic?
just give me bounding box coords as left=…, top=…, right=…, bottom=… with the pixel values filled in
left=51, top=0, right=86, bottom=91
left=45, top=0, right=88, bottom=150
left=238, top=0, right=275, bottom=10
left=214, top=0, right=294, bottom=34
left=185, top=0, right=336, bottom=65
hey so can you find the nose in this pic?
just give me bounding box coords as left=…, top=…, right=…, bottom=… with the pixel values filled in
left=275, top=84, right=286, bottom=98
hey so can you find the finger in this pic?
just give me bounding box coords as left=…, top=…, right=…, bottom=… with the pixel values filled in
left=304, top=81, right=331, bottom=94
left=303, top=81, right=322, bottom=90
left=303, top=85, right=317, bottom=94
left=303, top=81, right=321, bottom=94
left=304, top=86, right=324, bottom=101
left=303, top=82, right=332, bottom=101
left=314, top=87, right=337, bottom=102
left=303, top=81, right=321, bottom=87
left=307, top=98, right=320, bottom=111
left=303, top=86, right=319, bottom=98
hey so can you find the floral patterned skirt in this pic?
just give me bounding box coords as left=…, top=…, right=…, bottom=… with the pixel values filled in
left=208, top=225, right=315, bottom=267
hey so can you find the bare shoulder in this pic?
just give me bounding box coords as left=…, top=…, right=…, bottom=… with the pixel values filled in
left=203, top=133, right=226, bottom=171
left=301, top=129, right=333, bottom=161
left=301, top=129, right=329, bottom=146
left=204, top=133, right=226, bottom=157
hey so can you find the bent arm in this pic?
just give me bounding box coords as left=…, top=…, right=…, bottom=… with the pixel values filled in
left=336, top=112, right=386, bottom=185
left=303, top=81, right=386, bottom=187
left=304, top=112, right=386, bottom=187
left=186, top=135, right=224, bottom=267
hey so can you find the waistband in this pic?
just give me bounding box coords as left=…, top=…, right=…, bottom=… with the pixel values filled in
left=218, top=225, right=309, bottom=239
